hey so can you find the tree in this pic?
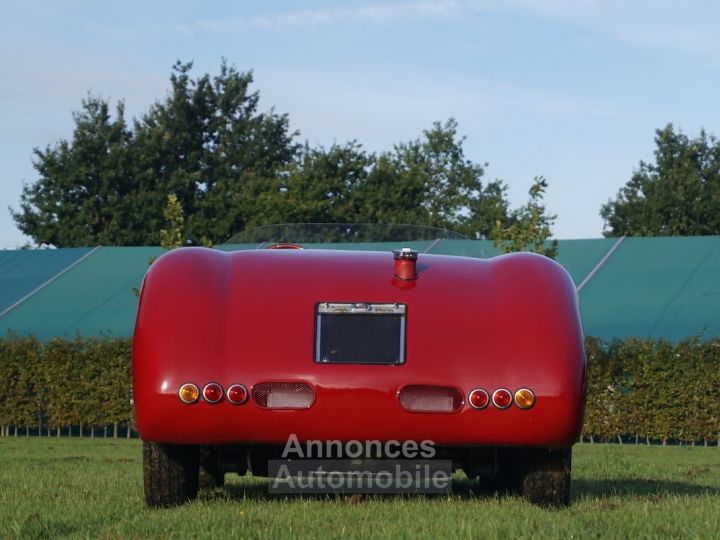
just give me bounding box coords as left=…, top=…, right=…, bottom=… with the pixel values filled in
left=227, top=118, right=515, bottom=240
left=13, top=62, right=541, bottom=246
left=267, top=142, right=372, bottom=226
left=131, top=193, right=199, bottom=297
left=11, top=97, right=133, bottom=246
left=492, top=177, right=558, bottom=259
left=159, top=194, right=185, bottom=250
left=131, top=60, right=298, bottom=244
left=352, top=119, right=511, bottom=238
left=12, top=61, right=298, bottom=247
left=600, top=124, right=720, bottom=237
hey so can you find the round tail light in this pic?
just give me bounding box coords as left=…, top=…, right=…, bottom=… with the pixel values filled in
left=514, top=388, right=535, bottom=409
left=178, top=383, right=199, bottom=404
left=227, top=384, right=248, bottom=405
left=202, top=383, right=223, bottom=403
left=468, top=388, right=489, bottom=409
left=492, top=388, right=512, bottom=409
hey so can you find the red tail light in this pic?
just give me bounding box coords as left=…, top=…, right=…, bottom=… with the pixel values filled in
left=202, top=383, right=223, bottom=403
left=468, top=388, right=489, bottom=409
left=227, top=384, right=248, bottom=405
left=398, top=385, right=463, bottom=413
left=252, top=382, right=314, bottom=409
left=492, top=388, right=512, bottom=409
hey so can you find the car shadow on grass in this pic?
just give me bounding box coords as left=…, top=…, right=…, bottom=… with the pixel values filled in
left=573, top=478, right=720, bottom=500
left=209, top=476, right=509, bottom=504
left=208, top=475, right=719, bottom=505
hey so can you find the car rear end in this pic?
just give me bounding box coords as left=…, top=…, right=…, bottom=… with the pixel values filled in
left=133, top=246, right=585, bottom=507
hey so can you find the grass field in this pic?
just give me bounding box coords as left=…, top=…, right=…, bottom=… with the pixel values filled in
left=1, top=439, right=719, bottom=539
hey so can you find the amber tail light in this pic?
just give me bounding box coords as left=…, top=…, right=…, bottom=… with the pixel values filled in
left=514, top=388, right=535, bottom=409
left=178, top=383, right=199, bottom=404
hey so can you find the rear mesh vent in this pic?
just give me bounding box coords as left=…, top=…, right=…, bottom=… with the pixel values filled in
left=252, top=382, right=315, bottom=409
left=398, top=385, right=463, bottom=413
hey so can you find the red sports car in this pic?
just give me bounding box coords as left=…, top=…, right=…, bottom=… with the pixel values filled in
left=133, top=225, right=585, bottom=507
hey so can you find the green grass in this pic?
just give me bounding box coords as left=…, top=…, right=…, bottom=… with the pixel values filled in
left=1, top=439, right=719, bottom=539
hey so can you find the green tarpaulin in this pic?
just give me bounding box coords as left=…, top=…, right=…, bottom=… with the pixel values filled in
left=0, top=247, right=161, bottom=340
left=1, top=238, right=718, bottom=342
left=0, top=247, right=93, bottom=314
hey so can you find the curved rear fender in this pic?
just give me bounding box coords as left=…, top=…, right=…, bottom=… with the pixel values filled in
left=133, top=248, right=231, bottom=432
left=486, top=252, right=585, bottom=437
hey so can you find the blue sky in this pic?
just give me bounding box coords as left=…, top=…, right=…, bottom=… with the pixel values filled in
left=2, top=0, right=719, bottom=247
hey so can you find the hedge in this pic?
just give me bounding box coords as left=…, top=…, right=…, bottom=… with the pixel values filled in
left=584, top=337, right=720, bottom=445
left=0, top=336, right=133, bottom=438
left=0, top=336, right=718, bottom=443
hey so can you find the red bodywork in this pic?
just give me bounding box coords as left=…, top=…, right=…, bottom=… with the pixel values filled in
left=133, top=248, right=585, bottom=447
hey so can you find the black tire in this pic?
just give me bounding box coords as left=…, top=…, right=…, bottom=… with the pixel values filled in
left=518, top=447, right=571, bottom=507
left=143, top=441, right=200, bottom=508
left=199, top=446, right=225, bottom=490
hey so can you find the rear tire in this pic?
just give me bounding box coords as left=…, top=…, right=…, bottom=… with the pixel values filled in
left=518, top=448, right=571, bottom=507
left=143, top=441, right=200, bottom=508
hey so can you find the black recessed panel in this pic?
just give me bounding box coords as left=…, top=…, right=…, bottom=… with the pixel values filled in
left=315, top=309, right=405, bottom=365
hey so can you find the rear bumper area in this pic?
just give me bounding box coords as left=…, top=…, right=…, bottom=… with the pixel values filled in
left=135, top=380, right=584, bottom=447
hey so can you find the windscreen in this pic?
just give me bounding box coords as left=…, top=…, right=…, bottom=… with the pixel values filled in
left=224, top=223, right=466, bottom=246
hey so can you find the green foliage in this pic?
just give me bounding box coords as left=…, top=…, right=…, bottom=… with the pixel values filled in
left=359, top=120, right=512, bottom=239
left=601, top=124, right=720, bottom=236
left=0, top=336, right=41, bottom=428
left=12, top=61, right=547, bottom=247
left=583, top=337, right=720, bottom=443
left=132, top=187, right=209, bottom=297
left=12, top=61, right=298, bottom=247
left=1, top=336, right=719, bottom=443
left=492, top=176, right=558, bottom=258
left=11, top=97, right=133, bottom=247
left=266, top=142, right=373, bottom=226
left=0, top=336, right=132, bottom=433
left=159, top=194, right=185, bottom=250
left=260, top=119, right=518, bottom=239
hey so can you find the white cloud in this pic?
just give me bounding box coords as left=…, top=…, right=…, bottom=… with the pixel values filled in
left=178, top=0, right=720, bottom=56
left=477, top=0, right=720, bottom=55
left=257, top=66, right=625, bottom=150
left=253, top=64, right=651, bottom=239
left=180, top=1, right=463, bottom=35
